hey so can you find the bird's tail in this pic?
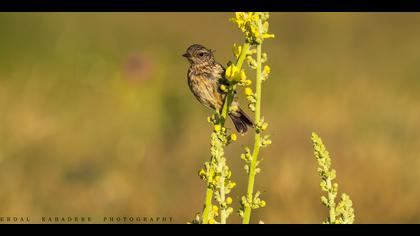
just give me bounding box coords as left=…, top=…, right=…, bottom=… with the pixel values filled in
left=229, top=107, right=254, bottom=134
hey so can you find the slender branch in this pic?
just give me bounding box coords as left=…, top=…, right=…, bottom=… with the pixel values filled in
left=201, top=42, right=250, bottom=224
left=202, top=171, right=214, bottom=224
left=242, top=20, right=263, bottom=224
left=220, top=42, right=250, bottom=124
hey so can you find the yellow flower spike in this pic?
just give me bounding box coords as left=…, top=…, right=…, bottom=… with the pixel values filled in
left=232, top=12, right=275, bottom=45
left=245, top=87, right=253, bottom=96
left=200, top=12, right=276, bottom=225
left=226, top=197, right=233, bottom=205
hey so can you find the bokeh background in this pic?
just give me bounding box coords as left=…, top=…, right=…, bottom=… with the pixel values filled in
left=0, top=13, right=420, bottom=224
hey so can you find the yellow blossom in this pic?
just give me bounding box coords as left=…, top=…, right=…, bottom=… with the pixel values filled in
left=261, top=122, right=268, bottom=131
left=233, top=44, right=242, bottom=59
left=225, top=64, right=246, bottom=82
left=226, top=197, right=233, bottom=205
left=245, top=87, right=253, bottom=96
left=198, top=169, right=206, bottom=179
left=263, top=65, right=271, bottom=75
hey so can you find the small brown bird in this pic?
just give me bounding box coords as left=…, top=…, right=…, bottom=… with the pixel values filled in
left=183, top=44, right=253, bottom=133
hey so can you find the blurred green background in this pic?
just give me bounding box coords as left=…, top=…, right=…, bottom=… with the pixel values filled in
left=0, top=13, right=420, bottom=224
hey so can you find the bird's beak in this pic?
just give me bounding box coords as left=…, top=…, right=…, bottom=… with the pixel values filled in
left=182, top=53, right=189, bottom=58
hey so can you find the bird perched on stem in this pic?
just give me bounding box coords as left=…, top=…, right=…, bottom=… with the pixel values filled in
left=183, top=44, right=253, bottom=134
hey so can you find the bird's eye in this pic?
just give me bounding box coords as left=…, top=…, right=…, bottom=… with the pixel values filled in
left=198, top=52, right=205, bottom=57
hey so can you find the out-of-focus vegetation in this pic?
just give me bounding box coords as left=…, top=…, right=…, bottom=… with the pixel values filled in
left=0, top=13, right=420, bottom=223
left=312, top=132, right=355, bottom=224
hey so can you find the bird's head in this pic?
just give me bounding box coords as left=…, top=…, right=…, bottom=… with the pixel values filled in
left=183, top=44, right=215, bottom=65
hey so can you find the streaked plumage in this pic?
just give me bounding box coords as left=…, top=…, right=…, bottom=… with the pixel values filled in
left=183, top=44, right=253, bottom=133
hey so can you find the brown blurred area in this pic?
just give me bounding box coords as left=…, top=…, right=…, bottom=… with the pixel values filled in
left=0, top=13, right=420, bottom=223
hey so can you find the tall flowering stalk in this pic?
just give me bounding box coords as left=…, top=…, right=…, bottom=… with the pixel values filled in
left=229, top=12, right=274, bottom=224
left=195, top=30, right=251, bottom=225
left=311, top=132, right=355, bottom=224
left=194, top=12, right=274, bottom=224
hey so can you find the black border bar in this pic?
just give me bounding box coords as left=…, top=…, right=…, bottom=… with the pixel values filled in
left=1, top=0, right=420, bottom=12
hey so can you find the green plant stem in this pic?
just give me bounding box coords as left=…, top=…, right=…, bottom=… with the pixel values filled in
left=201, top=42, right=250, bottom=224
left=202, top=171, right=214, bottom=224
left=243, top=26, right=263, bottom=224
left=220, top=42, right=250, bottom=124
